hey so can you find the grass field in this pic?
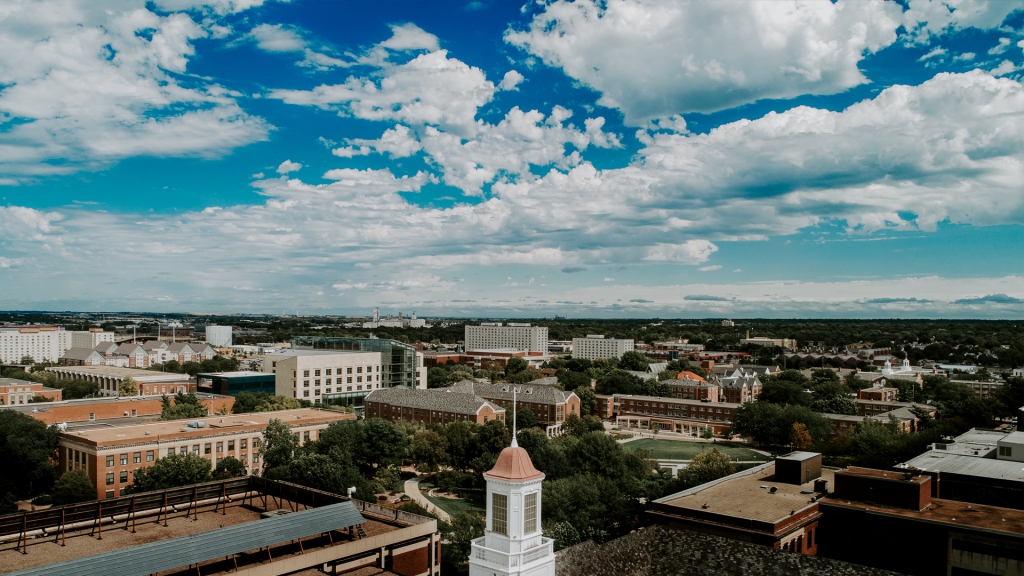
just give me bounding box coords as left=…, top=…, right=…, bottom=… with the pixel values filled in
left=424, top=493, right=485, bottom=517
left=625, top=439, right=770, bottom=462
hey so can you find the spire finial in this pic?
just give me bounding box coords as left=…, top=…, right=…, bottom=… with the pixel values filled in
left=511, top=386, right=518, bottom=448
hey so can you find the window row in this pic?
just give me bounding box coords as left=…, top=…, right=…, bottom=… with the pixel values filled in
left=302, top=366, right=379, bottom=378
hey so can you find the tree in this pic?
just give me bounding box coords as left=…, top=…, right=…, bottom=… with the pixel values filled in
left=594, top=370, right=645, bottom=395
left=701, top=427, right=713, bottom=439
left=440, top=512, right=486, bottom=574
left=372, top=465, right=402, bottom=494
left=758, top=379, right=811, bottom=406
left=28, top=395, right=54, bottom=403
left=505, top=357, right=528, bottom=376
left=844, top=372, right=870, bottom=390
left=790, top=423, right=813, bottom=450
left=119, top=376, right=138, bottom=397
left=20, top=355, right=35, bottom=365
left=51, top=470, right=97, bottom=505
left=427, top=366, right=449, bottom=388
left=443, top=421, right=476, bottom=471
left=557, top=370, right=590, bottom=391
left=574, top=386, right=597, bottom=417
left=515, top=407, right=539, bottom=430
left=446, top=367, right=475, bottom=385
left=160, top=391, right=208, bottom=420
left=0, top=411, right=59, bottom=498
left=411, top=430, right=449, bottom=473
left=212, top=456, right=247, bottom=479
left=0, top=493, right=17, bottom=515
left=286, top=452, right=373, bottom=500
left=811, top=395, right=859, bottom=416
left=362, top=418, right=410, bottom=469
left=619, top=350, right=649, bottom=372
left=260, top=418, right=299, bottom=471
left=683, top=448, right=735, bottom=485
left=887, top=378, right=918, bottom=403
left=130, top=453, right=211, bottom=492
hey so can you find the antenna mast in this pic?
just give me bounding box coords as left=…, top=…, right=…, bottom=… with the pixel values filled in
left=511, top=386, right=518, bottom=447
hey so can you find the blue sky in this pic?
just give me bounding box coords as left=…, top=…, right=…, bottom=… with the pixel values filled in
left=2, top=0, right=1024, bottom=318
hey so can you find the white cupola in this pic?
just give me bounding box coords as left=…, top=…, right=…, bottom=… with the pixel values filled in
left=469, top=391, right=555, bottom=576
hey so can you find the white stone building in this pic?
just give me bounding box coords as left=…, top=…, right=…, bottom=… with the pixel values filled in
left=0, top=326, right=72, bottom=364
left=465, top=324, right=548, bottom=353
left=571, top=335, right=634, bottom=360
left=263, top=349, right=385, bottom=400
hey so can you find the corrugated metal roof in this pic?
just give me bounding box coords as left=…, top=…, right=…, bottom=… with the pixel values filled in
left=904, top=451, right=1024, bottom=481
left=8, top=501, right=365, bottom=576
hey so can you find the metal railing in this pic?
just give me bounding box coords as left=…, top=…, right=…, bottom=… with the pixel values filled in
left=470, top=537, right=553, bottom=569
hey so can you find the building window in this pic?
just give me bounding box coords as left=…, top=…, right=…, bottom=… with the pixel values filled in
left=167, top=448, right=175, bottom=457
left=105, top=490, right=114, bottom=499
left=314, top=369, right=321, bottom=377
left=347, top=367, right=352, bottom=374
left=216, top=442, right=223, bottom=453
left=492, top=493, right=508, bottom=536
left=106, top=455, right=114, bottom=467
left=524, top=492, right=537, bottom=533
left=303, top=380, right=310, bottom=387
left=315, top=379, right=320, bottom=385
left=303, top=431, right=310, bottom=442
left=204, top=443, right=212, bottom=455
left=357, top=376, right=363, bottom=383
left=180, top=446, right=188, bottom=455
left=303, top=370, right=310, bottom=377
left=106, top=473, right=114, bottom=486
left=347, top=377, right=352, bottom=383
left=1001, top=446, right=1013, bottom=457
left=120, top=454, right=128, bottom=466
left=315, top=389, right=321, bottom=396
left=119, top=471, right=128, bottom=483
left=228, top=440, right=235, bottom=451
left=146, top=450, right=154, bottom=462
left=89, top=413, right=95, bottom=421
left=133, top=452, right=141, bottom=464
left=325, top=368, right=331, bottom=375
left=240, top=439, right=247, bottom=450
left=303, top=390, right=310, bottom=397
left=357, top=367, right=362, bottom=374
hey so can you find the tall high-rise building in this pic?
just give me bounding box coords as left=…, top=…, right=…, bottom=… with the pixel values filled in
left=464, top=323, right=548, bottom=353
left=71, top=328, right=115, bottom=349
left=0, top=326, right=72, bottom=364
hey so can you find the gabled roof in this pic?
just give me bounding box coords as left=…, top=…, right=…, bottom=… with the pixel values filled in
left=365, top=387, right=504, bottom=416
left=94, top=342, right=118, bottom=354
left=450, top=380, right=575, bottom=405
left=61, top=347, right=104, bottom=362
left=143, top=341, right=168, bottom=351
left=114, top=343, right=145, bottom=355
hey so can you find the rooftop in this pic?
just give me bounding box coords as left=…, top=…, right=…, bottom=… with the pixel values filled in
left=902, top=450, right=1024, bottom=482
left=0, top=377, right=44, bottom=387
left=265, top=349, right=377, bottom=358
left=196, top=371, right=271, bottom=377
left=46, top=366, right=190, bottom=381
left=820, top=495, right=1024, bottom=535
left=655, top=462, right=834, bottom=525
left=484, top=445, right=544, bottom=482
left=555, top=525, right=897, bottom=576
left=58, top=408, right=352, bottom=447
left=450, top=380, right=575, bottom=405
left=365, top=387, right=503, bottom=416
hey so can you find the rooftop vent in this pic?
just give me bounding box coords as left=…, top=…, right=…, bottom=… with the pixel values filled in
left=769, top=486, right=778, bottom=494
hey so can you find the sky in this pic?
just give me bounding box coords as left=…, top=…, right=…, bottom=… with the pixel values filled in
left=2, top=0, right=1024, bottom=318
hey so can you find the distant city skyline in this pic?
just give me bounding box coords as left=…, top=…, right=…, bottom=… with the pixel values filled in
left=2, top=0, right=1024, bottom=318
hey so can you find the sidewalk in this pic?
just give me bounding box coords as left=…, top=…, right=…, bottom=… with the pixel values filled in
left=403, top=477, right=452, bottom=523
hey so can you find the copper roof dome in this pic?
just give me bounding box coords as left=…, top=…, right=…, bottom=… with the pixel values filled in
left=484, top=446, right=545, bottom=482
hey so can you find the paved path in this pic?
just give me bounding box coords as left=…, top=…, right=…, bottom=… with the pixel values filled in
left=403, top=478, right=452, bottom=523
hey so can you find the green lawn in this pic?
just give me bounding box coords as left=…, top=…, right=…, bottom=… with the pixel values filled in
left=625, top=439, right=769, bottom=462
left=424, top=493, right=485, bottom=517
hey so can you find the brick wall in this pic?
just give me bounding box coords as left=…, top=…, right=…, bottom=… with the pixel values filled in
left=27, top=396, right=235, bottom=425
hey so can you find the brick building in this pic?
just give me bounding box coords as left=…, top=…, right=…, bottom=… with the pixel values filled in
left=0, top=377, right=62, bottom=405
left=613, top=394, right=741, bottom=436
left=649, top=452, right=829, bottom=553
left=857, top=386, right=900, bottom=402
left=666, top=376, right=720, bottom=402
left=449, top=380, right=580, bottom=432
left=364, top=387, right=505, bottom=425
left=5, top=392, right=234, bottom=425
left=715, top=368, right=763, bottom=403
left=47, top=365, right=194, bottom=396
left=57, top=408, right=353, bottom=500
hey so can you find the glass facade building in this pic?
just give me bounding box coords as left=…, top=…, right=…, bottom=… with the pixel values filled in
left=196, top=371, right=276, bottom=396
left=291, top=337, right=420, bottom=404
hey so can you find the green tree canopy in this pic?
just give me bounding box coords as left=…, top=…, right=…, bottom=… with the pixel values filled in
left=515, top=407, right=539, bottom=430
left=130, top=453, right=211, bottom=492
left=619, top=350, right=650, bottom=372
left=160, top=391, right=208, bottom=420
left=119, top=376, right=139, bottom=396
left=574, top=386, right=597, bottom=416
left=212, top=456, right=247, bottom=480
left=260, top=418, right=299, bottom=471
left=427, top=366, right=449, bottom=388
left=411, top=430, right=449, bottom=473
left=682, top=448, right=736, bottom=485
left=0, top=411, right=58, bottom=498
left=51, top=470, right=97, bottom=505
left=505, top=357, right=529, bottom=376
